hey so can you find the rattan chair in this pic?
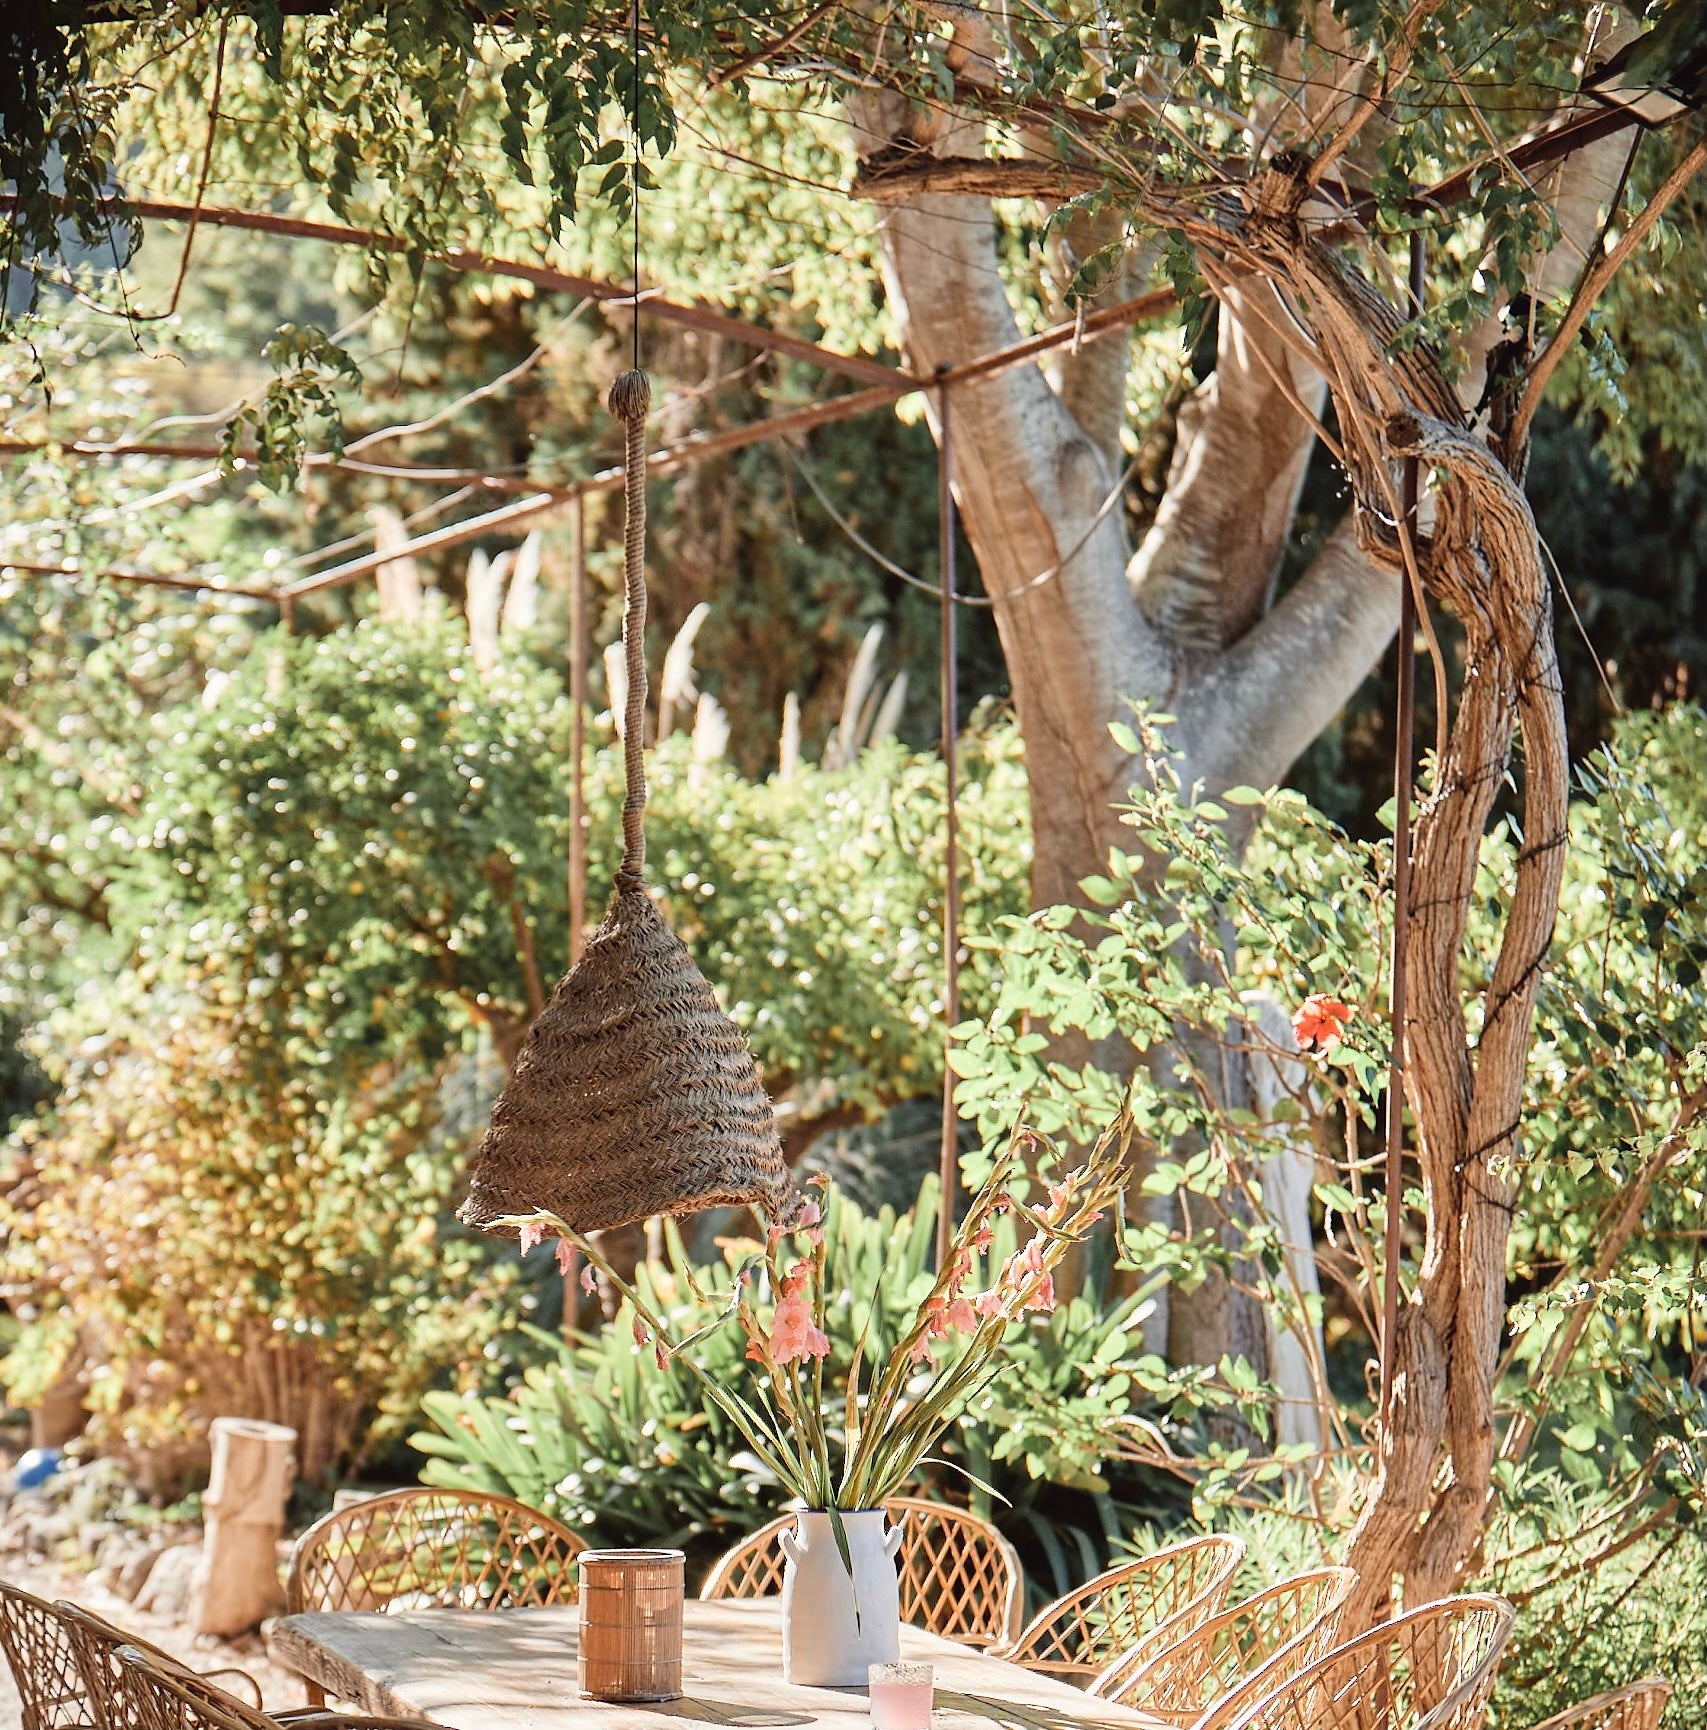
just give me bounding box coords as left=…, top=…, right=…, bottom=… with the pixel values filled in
left=1526, top=1680, right=1673, bottom=1730
left=700, top=1497, right=1026, bottom=1649
left=111, top=1645, right=429, bottom=1730
left=54, top=1601, right=322, bottom=1730
left=1220, top=1593, right=1515, bottom=1730
left=0, top=1582, right=91, bottom=1730
left=1097, top=1566, right=1356, bottom=1729
left=999, top=1533, right=1246, bottom=1684
left=285, top=1488, right=587, bottom=1616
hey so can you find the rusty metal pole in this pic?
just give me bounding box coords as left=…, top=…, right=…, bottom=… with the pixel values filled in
left=563, top=491, right=588, bottom=1340
left=1380, top=227, right=1426, bottom=1426
left=568, top=491, right=589, bottom=966
left=936, top=376, right=962, bottom=1273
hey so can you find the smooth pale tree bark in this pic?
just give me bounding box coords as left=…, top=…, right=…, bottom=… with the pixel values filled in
left=843, top=77, right=1402, bottom=1386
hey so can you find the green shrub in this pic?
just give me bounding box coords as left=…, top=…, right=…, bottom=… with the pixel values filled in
left=0, top=981, right=512, bottom=1487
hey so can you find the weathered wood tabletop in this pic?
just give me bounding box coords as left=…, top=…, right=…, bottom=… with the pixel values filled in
left=269, top=1601, right=1169, bottom=1730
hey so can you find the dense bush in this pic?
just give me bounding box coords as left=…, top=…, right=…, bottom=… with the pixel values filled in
left=0, top=979, right=510, bottom=1487
left=0, top=613, right=1031, bottom=1476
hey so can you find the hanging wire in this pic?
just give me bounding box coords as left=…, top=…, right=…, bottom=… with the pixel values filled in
left=782, top=440, right=1145, bottom=608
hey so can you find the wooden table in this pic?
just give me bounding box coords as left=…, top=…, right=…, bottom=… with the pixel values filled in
left=269, top=1601, right=1168, bottom=1730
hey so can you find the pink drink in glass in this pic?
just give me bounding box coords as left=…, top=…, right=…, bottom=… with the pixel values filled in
left=868, top=1663, right=933, bottom=1730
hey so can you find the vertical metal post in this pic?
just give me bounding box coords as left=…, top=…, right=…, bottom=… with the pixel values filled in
left=936, top=377, right=962, bottom=1273
left=568, top=491, right=589, bottom=966
left=1380, top=228, right=1427, bottom=1426
left=564, top=491, right=588, bottom=1341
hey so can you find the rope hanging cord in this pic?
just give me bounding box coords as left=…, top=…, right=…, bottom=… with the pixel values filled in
left=610, top=368, right=653, bottom=889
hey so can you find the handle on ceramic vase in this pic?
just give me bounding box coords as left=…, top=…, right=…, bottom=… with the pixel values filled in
left=779, top=1528, right=806, bottom=1565
left=884, top=1522, right=904, bottom=1560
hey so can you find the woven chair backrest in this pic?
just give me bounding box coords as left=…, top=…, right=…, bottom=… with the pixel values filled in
left=1002, top=1534, right=1246, bottom=1682
left=1221, top=1594, right=1515, bottom=1730
left=1098, top=1566, right=1355, bottom=1728
left=1525, top=1680, right=1673, bottom=1730
left=56, top=1603, right=209, bottom=1730
left=0, top=1582, right=90, bottom=1730
left=285, top=1488, right=587, bottom=1614
left=698, top=1499, right=1026, bottom=1648
left=112, top=1647, right=268, bottom=1730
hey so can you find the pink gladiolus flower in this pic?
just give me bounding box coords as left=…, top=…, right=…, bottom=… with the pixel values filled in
left=973, top=1288, right=1005, bottom=1319
left=970, top=1222, right=995, bottom=1253
left=770, top=1284, right=831, bottom=1366
left=1016, top=1242, right=1056, bottom=1314
left=998, top=1242, right=1056, bottom=1315
left=633, top=1316, right=650, bottom=1348
left=554, top=1240, right=576, bottom=1277
left=580, top=1264, right=598, bottom=1297
left=944, top=1296, right=979, bottom=1333
left=655, top=1345, right=670, bottom=1374
left=1046, top=1179, right=1073, bottom=1220
left=518, top=1221, right=546, bottom=1255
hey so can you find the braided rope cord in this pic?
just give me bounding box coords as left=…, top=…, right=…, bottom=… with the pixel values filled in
left=609, top=368, right=652, bottom=889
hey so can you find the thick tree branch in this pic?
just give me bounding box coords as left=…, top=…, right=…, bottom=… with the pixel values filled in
left=1510, top=138, right=1707, bottom=452
left=1176, top=516, right=1399, bottom=793
left=854, top=154, right=1103, bottom=201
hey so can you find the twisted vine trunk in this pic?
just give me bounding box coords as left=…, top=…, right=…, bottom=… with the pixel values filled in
left=1161, top=165, right=1570, bottom=1620
left=1343, top=411, right=1568, bottom=1620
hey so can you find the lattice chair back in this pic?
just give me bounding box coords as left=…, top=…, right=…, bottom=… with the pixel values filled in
left=1526, top=1680, right=1673, bottom=1730
left=699, top=1499, right=1026, bottom=1649
left=0, top=1582, right=90, bottom=1730
left=54, top=1602, right=265, bottom=1730
left=999, top=1533, right=1246, bottom=1683
left=698, top=1512, right=794, bottom=1601
left=1097, top=1566, right=1355, bottom=1728
left=1221, top=1594, right=1515, bottom=1730
left=285, top=1488, right=587, bottom=1615
left=112, top=1645, right=430, bottom=1730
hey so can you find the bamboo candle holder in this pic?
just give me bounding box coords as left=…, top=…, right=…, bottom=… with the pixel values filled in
left=578, top=1549, right=685, bottom=1702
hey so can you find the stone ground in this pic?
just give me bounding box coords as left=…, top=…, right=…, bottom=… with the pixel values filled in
left=0, top=1550, right=312, bottom=1729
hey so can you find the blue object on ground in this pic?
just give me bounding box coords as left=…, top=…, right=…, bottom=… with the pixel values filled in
left=12, top=1447, right=62, bottom=1490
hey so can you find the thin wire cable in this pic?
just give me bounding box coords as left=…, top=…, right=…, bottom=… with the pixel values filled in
left=783, top=440, right=1143, bottom=608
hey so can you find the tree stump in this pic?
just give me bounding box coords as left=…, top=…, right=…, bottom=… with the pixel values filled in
left=188, top=1418, right=297, bottom=1636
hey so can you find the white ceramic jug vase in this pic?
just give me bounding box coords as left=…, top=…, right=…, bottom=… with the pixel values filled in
left=779, top=1508, right=903, bottom=1686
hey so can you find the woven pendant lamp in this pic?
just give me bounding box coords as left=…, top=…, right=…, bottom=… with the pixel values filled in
left=459, top=371, right=794, bottom=1238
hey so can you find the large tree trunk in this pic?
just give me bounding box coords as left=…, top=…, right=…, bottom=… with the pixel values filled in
left=844, top=83, right=1399, bottom=1383
left=842, top=4, right=1625, bottom=1439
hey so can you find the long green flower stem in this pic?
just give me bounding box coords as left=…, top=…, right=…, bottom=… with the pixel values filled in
left=497, top=1113, right=1132, bottom=1515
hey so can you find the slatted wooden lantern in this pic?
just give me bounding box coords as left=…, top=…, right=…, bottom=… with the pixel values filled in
left=458, top=372, right=794, bottom=1239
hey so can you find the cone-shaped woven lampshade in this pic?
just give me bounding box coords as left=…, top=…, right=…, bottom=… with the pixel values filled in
left=458, top=884, right=793, bottom=1237
left=462, top=370, right=793, bottom=1239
